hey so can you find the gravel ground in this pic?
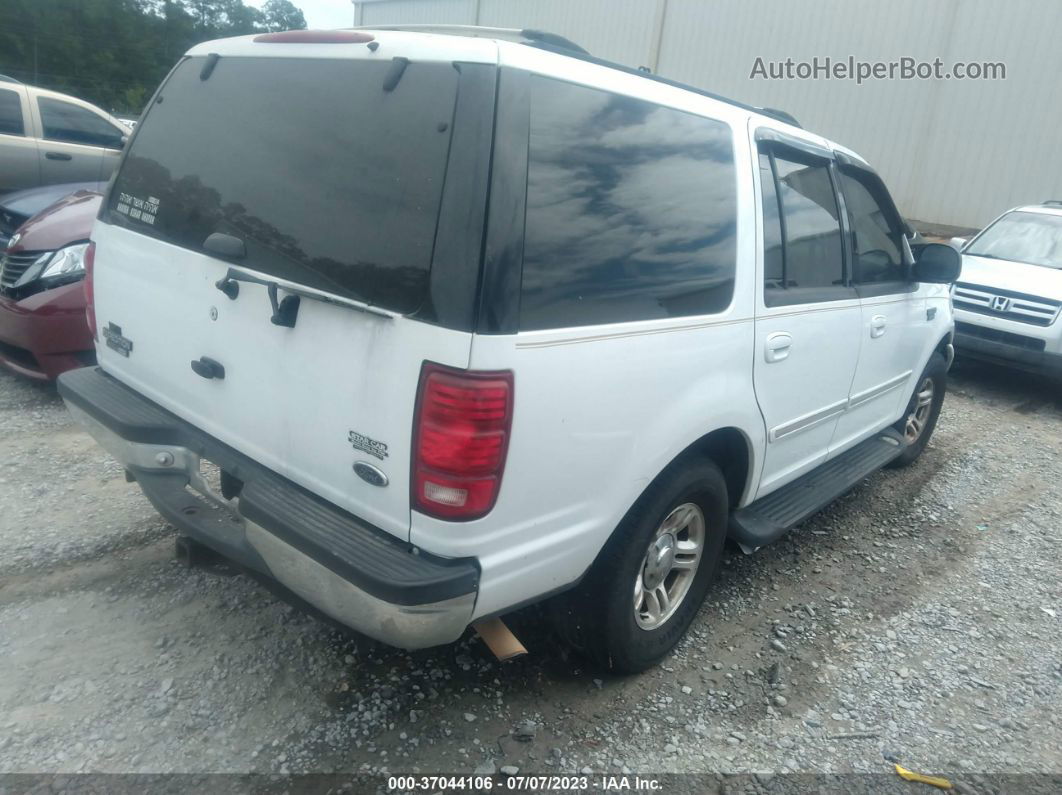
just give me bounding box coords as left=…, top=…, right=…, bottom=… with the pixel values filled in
left=1, top=359, right=1060, bottom=787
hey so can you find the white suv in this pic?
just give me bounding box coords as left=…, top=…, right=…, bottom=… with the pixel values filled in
left=950, top=202, right=1062, bottom=379
left=58, top=27, right=961, bottom=673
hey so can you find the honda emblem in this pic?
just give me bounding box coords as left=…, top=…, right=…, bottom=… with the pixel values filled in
left=990, top=295, right=1011, bottom=312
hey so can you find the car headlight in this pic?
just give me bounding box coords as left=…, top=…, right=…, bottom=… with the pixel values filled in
left=39, top=243, right=90, bottom=281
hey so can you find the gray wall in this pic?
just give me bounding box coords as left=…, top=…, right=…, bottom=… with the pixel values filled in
left=356, top=0, right=1062, bottom=229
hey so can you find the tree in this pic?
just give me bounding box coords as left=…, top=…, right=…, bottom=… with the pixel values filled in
left=0, top=0, right=306, bottom=115
left=260, top=0, right=306, bottom=32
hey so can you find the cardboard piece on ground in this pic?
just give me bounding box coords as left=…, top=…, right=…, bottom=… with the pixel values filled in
left=473, top=617, right=528, bottom=661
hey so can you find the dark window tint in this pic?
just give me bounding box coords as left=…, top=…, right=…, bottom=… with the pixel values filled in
left=759, top=152, right=784, bottom=290
left=520, top=77, right=737, bottom=330
left=107, top=57, right=461, bottom=313
left=38, top=98, right=124, bottom=148
left=0, top=88, right=24, bottom=136
left=838, top=171, right=905, bottom=283
left=772, top=152, right=843, bottom=289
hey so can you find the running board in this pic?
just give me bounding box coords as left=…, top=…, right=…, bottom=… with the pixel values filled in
left=730, top=428, right=905, bottom=550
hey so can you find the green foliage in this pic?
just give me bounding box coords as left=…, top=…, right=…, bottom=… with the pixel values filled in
left=261, top=0, right=307, bottom=32
left=0, top=0, right=308, bottom=116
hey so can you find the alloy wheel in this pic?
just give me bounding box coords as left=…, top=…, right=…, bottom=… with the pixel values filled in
left=904, top=377, right=935, bottom=443
left=633, top=502, right=705, bottom=630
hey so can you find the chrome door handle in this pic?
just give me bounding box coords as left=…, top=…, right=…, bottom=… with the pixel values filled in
left=765, top=331, right=792, bottom=363
left=870, top=314, right=887, bottom=338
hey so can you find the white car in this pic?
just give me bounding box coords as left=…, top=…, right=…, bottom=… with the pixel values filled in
left=950, top=202, right=1062, bottom=378
left=57, top=26, right=960, bottom=672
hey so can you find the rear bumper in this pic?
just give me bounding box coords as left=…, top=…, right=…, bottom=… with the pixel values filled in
left=57, top=367, right=479, bottom=649
left=0, top=281, right=94, bottom=380
left=954, top=325, right=1062, bottom=376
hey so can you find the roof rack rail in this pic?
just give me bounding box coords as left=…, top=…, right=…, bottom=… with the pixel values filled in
left=519, top=29, right=589, bottom=55
left=355, top=25, right=800, bottom=128
left=758, top=107, right=802, bottom=128
left=528, top=40, right=802, bottom=128
left=1043, top=199, right=1062, bottom=207
left=352, top=24, right=588, bottom=55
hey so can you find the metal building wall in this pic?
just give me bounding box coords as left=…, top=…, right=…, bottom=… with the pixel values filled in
left=356, top=0, right=1062, bottom=228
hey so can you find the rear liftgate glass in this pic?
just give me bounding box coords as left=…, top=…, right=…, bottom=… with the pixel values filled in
left=107, top=54, right=493, bottom=321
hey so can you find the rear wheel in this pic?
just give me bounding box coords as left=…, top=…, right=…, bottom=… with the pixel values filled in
left=886, top=352, right=947, bottom=468
left=555, top=459, right=728, bottom=673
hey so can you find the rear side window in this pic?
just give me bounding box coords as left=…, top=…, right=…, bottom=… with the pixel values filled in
left=769, top=151, right=844, bottom=290
left=38, top=98, right=124, bottom=148
left=837, top=171, right=905, bottom=283
left=759, top=146, right=850, bottom=305
left=520, top=77, right=737, bottom=330
left=107, top=57, right=461, bottom=314
left=0, top=88, right=24, bottom=136
left=758, top=152, right=784, bottom=289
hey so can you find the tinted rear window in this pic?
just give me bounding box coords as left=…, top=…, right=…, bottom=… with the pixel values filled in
left=520, top=77, right=737, bottom=330
left=107, top=56, right=460, bottom=313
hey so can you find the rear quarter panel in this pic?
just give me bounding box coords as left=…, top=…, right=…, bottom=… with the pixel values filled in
left=444, top=318, right=761, bottom=619
left=411, top=54, right=763, bottom=618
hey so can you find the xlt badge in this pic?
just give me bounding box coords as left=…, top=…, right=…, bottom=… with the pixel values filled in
left=103, top=322, right=134, bottom=357
left=349, top=430, right=388, bottom=460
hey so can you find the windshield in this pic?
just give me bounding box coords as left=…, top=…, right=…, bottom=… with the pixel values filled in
left=966, top=210, right=1062, bottom=270
left=106, top=56, right=461, bottom=313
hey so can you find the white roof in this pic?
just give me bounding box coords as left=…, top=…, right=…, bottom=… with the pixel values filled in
left=1012, top=204, right=1062, bottom=217
left=184, top=26, right=850, bottom=158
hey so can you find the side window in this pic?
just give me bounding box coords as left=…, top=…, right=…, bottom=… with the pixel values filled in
left=759, top=152, right=784, bottom=290
left=38, top=98, right=124, bottom=148
left=769, top=150, right=844, bottom=292
left=520, top=77, right=737, bottom=331
left=0, top=88, right=24, bottom=136
left=837, top=171, right=905, bottom=284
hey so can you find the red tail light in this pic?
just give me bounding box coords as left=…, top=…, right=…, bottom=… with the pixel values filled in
left=84, top=241, right=97, bottom=340
left=412, top=363, right=514, bottom=521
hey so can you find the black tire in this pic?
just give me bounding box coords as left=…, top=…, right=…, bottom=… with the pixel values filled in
left=886, top=352, right=948, bottom=468
left=554, top=458, right=728, bottom=674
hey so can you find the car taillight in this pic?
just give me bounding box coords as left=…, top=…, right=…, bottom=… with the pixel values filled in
left=412, top=363, right=514, bottom=521
left=84, top=241, right=97, bottom=340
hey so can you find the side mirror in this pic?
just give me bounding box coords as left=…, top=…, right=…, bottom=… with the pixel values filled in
left=948, top=236, right=968, bottom=251
left=913, top=242, right=962, bottom=284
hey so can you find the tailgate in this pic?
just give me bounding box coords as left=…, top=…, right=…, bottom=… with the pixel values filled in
left=91, top=42, right=496, bottom=541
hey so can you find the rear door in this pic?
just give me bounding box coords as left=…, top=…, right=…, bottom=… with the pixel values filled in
left=829, top=162, right=922, bottom=454
left=33, top=95, right=125, bottom=185
left=0, top=85, right=40, bottom=192
left=752, top=135, right=862, bottom=498
left=92, top=48, right=496, bottom=541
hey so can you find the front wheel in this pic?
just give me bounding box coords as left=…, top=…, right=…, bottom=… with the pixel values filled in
left=555, top=459, right=728, bottom=673
left=886, top=352, right=948, bottom=468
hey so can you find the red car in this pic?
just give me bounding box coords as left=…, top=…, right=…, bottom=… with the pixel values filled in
left=0, top=189, right=100, bottom=380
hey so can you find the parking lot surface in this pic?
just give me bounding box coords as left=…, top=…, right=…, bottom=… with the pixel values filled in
left=1, top=361, right=1060, bottom=784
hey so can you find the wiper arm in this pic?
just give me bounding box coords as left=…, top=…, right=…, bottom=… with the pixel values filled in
left=215, top=266, right=397, bottom=323
left=215, top=268, right=300, bottom=328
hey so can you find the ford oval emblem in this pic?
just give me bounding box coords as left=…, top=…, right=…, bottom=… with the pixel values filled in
left=353, top=461, right=388, bottom=487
